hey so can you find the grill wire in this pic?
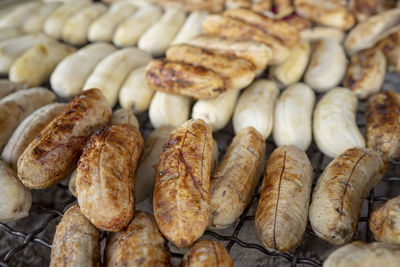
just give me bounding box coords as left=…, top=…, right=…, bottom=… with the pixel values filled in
left=0, top=94, right=399, bottom=267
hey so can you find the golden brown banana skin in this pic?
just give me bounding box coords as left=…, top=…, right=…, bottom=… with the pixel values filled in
left=223, top=8, right=299, bottom=48
left=50, top=204, right=100, bottom=267
left=255, top=145, right=313, bottom=252
left=105, top=211, right=170, bottom=267
left=76, top=124, right=144, bottom=232
left=179, top=240, right=233, bottom=267
left=366, top=90, right=400, bottom=160
left=146, top=60, right=225, bottom=99
left=166, top=44, right=255, bottom=91
left=202, top=14, right=289, bottom=65
left=209, top=127, right=266, bottom=229
left=153, top=119, right=213, bottom=248
left=17, top=88, right=111, bottom=189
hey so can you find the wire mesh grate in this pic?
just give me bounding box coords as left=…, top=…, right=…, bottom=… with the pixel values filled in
left=0, top=97, right=399, bottom=267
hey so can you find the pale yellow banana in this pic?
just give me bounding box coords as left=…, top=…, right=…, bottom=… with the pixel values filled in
left=51, top=42, right=116, bottom=98
left=138, top=8, right=186, bottom=56
left=192, top=89, right=239, bottom=131
left=313, top=87, right=365, bottom=158
left=119, top=66, right=155, bottom=113
left=233, top=79, right=279, bottom=139
left=113, top=4, right=162, bottom=47
left=0, top=34, right=54, bottom=74
left=9, top=42, right=76, bottom=87
left=172, top=10, right=208, bottom=45
left=149, top=91, right=192, bottom=128
left=273, top=83, right=315, bottom=151
left=83, top=47, right=152, bottom=107
left=88, top=1, right=136, bottom=42
left=62, top=3, right=108, bottom=46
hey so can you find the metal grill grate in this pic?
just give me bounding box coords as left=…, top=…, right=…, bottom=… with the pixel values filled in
left=0, top=95, right=399, bottom=267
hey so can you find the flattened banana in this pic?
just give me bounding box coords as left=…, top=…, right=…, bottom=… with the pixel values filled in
left=294, top=0, right=355, bottom=30
left=223, top=8, right=299, bottom=48
left=202, top=14, right=289, bottom=65
left=366, top=90, right=400, bottom=160
left=186, top=35, right=270, bottom=73
left=166, top=44, right=256, bottom=91
left=145, top=60, right=225, bottom=99
left=345, top=8, right=400, bottom=55
left=378, top=30, right=400, bottom=72
left=300, top=27, right=345, bottom=43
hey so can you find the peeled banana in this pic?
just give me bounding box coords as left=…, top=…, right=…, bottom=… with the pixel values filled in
left=119, top=66, right=155, bottom=113
left=51, top=42, right=116, bottom=98
left=134, top=125, right=174, bottom=203
left=83, top=47, right=152, bottom=107
left=149, top=91, right=192, bottom=128
left=0, top=33, right=54, bottom=74
left=172, top=10, right=208, bottom=45
left=138, top=8, right=186, bottom=56
left=113, top=4, right=162, bottom=47
left=233, top=79, right=279, bottom=139
left=0, top=1, right=42, bottom=29
left=269, top=40, right=310, bottom=87
left=62, top=3, right=108, bottom=46
left=88, top=1, right=137, bottom=42
left=304, top=38, right=347, bottom=93
left=9, top=42, right=76, bottom=87
left=44, top=0, right=92, bottom=39
left=0, top=27, right=25, bottom=42
left=313, top=87, right=365, bottom=158
left=22, top=2, right=60, bottom=33
left=273, top=83, right=315, bottom=151
left=0, top=87, right=56, bottom=152
left=192, top=89, right=239, bottom=131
